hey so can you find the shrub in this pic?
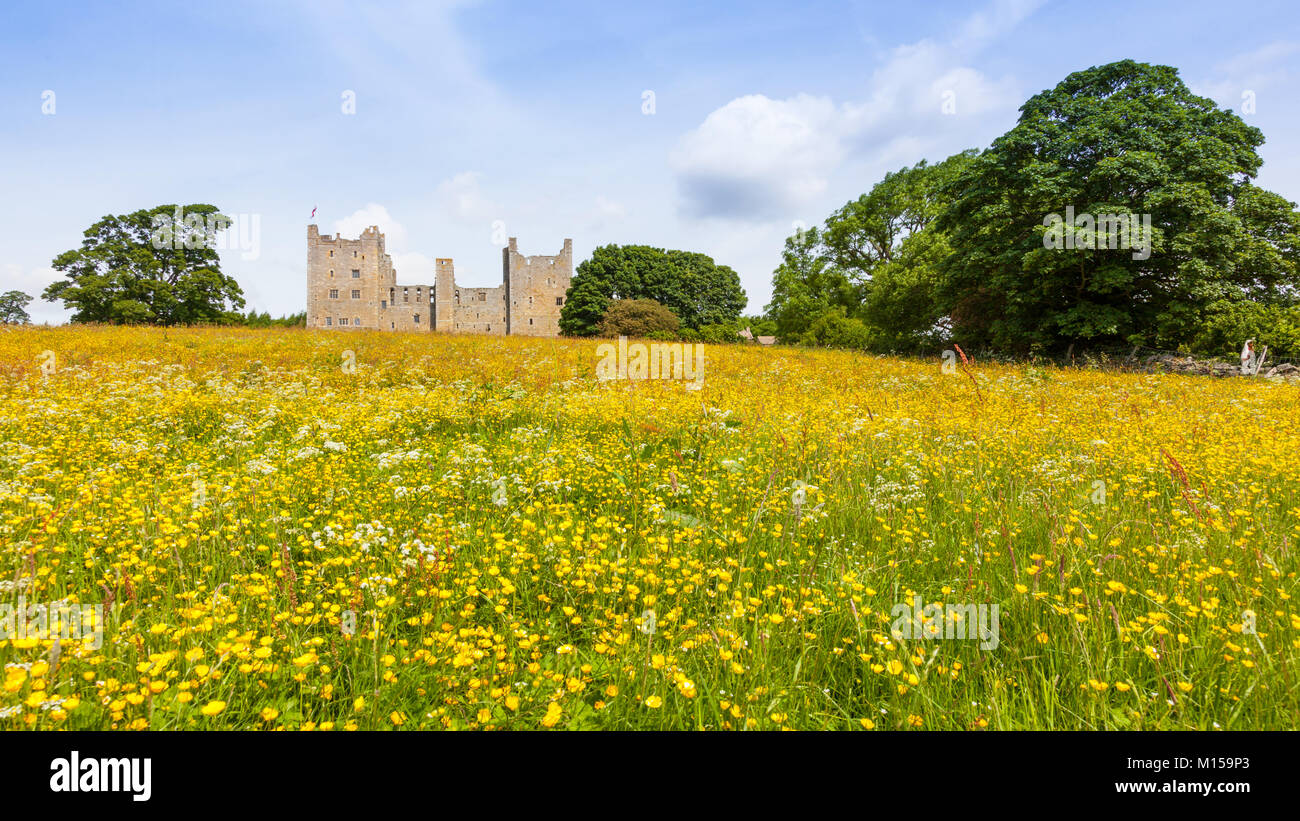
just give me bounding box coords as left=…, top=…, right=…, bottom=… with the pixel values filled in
left=798, top=308, right=873, bottom=349
left=596, top=298, right=681, bottom=338
left=1191, top=301, right=1300, bottom=360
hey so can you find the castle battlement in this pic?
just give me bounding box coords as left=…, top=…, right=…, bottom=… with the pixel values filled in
left=306, top=224, right=571, bottom=335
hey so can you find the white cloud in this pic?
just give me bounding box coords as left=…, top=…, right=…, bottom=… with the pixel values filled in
left=671, top=93, right=847, bottom=219
left=670, top=3, right=1028, bottom=221
left=332, top=203, right=408, bottom=248
left=391, top=252, right=434, bottom=284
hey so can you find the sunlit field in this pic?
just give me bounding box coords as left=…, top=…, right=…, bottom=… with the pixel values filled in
left=2, top=325, right=1297, bottom=730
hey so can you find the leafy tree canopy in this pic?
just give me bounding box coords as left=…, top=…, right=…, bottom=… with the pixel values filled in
left=561, top=244, right=746, bottom=336
left=44, top=204, right=246, bottom=325
left=936, top=59, right=1300, bottom=353
left=766, top=151, right=976, bottom=349
left=0, top=290, right=33, bottom=324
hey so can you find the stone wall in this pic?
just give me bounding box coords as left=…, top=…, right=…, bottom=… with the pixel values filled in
left=1144, top=352, right=1300, bottom=382
left=451, top=285, right=508, bottom=334
left=387, top=283, right=434, bottom=332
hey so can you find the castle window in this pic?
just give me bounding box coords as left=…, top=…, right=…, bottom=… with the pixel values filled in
left=529, top=318, right=533, bottom=325
left=353, top=251, right=357, bottom=257
left=352, top=269, right=360, bottom=278
left=329, top=289, right=338, bottom=299
left=479, top=292, right=486, bottom=302
left=340, top=317, right=348, bottom=326
left=413, top=314, right=420, bottom=324
left=354, top=317, right=360, bottom=326
left=556, top=297, right=563, bottom=305
left=325, top=317, right=332, bottom=326
left=352, top=289, right=361, bottom=299
left=381, top=300, right=387, bottom=309
left=329, top=250, right=333, bottom=258
left=329, top=270, right=334, bottom=277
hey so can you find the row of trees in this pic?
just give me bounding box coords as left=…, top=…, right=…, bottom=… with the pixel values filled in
left=766, top=60, right=1300, bottom=357
left=242, top=310, right=306, bottom=328
left=3, top=288, right=304, bottom=328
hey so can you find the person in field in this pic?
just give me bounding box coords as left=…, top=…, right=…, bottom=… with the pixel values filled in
left=1241, top=339, right=1256, bottom=375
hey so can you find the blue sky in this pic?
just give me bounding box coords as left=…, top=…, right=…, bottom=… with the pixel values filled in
left=3, top=0, right=1299, bottom=323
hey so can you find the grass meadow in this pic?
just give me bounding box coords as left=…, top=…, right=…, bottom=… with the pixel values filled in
left=1, top=325, right=1297, bottom=730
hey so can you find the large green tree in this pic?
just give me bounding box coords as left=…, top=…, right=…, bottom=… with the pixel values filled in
left=45, top=204, right=246, bottom=325
left=766, top=151, right=976, bottom=349
left=936, top=59, right=1300, bottom=352
left=560, top=245, right=746, bottom=336
left=765, top=226, right=859, bottom=342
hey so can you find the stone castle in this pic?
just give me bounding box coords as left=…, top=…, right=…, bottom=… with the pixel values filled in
left=306, top=225, right=572, bottom=335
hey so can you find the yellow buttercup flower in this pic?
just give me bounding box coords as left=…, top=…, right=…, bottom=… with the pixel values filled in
left=541, top=702, right=563, bottom=727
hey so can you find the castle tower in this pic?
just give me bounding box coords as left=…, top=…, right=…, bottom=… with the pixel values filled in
left=434, top=258, right=455, bottom=332
left=306, top=224, right=396, bottom=330
left=504, top=237, right=573, bottom=337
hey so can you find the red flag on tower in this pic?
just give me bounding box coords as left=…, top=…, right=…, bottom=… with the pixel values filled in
left=310, top=206, right=317, bottom=218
